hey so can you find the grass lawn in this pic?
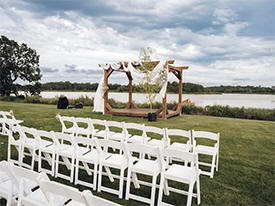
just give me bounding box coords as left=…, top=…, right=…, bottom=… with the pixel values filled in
left=0, top=101, right=274, bottom=206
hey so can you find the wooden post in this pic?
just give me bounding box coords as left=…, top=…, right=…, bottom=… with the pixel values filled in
left=129, top=79, right=133, bottom=107
left=162, top=93, right=167, bottom=119
left=178, top=70, right=183, bottom=115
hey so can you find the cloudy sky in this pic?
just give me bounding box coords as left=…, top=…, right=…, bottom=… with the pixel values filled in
left=0, top=0, right=274, bottom=86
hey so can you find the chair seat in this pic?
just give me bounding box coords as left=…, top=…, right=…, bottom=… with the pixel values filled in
left=127, top=135, right=150, bottom=143
left=59, top=146, right=89, bottom=157
left=102, top=154, right=128, bottom=169
left=94, top=130, right=106, bottom=138
left=132, top=159, right=161, bottom=176
left=64, top=127, right=76, bottom=134
left=169, top=143, right=190, bottom=152
left=194, top=145, right=217, bottom=155
left=164, top=164, right=197, bottom=184
left=148, top=139, right=165, bottom=148
left=23, top=188, right=67, bottom=206
left=79, top=149, right=108, bottom=163
left=109, top=133, right=131, bottom=142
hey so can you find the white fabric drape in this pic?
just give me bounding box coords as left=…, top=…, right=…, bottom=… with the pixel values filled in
left=93, top=61, right=169, bottom=113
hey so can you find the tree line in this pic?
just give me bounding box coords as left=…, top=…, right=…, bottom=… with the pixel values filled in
left=42, top=81, right=275, bottom=94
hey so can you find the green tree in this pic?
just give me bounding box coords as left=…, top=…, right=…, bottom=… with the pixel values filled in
left=0, top=35, right=41, bottom=96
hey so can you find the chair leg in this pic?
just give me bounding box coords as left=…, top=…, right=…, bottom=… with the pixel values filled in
left=119, top=168, right=125, bottom=199
left=210, top=154, right=216, bottom=178
left=98, top=164, right=103, bottom=192
left=31, top=149, right=36, bottom=170
left=158, top=174, right=165, bottom=206
left=55, top=154, right=59, bottom=178
left=93, top=163, right=98, bottom=191
left=51, top=153, right=55, bottom=176
left=216, top=152, right=219, bottom=172
left=196, top=176, right=201, bottom=205
left=75, top=159, right=79, bottom=185
left=38, top=150, right=42, bottom=172
left=125, top=168, right=131, bottom=200
left=70, top=157, right=75, bottom=183
left=186, top=183, right=194, bottom=206
left=150, top=175, right=157, bottom=206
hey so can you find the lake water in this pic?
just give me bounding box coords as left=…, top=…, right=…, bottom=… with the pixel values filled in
left=41, top=91, right=275, bottom=109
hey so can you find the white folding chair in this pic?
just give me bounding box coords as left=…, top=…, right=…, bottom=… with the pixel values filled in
left=75, top=137, right=107, bottom=191
left=91, top=119, right=108, bottom=139
left=18, top=126, right=39, bottom=170
left=36, top=130, right=56, bottom=176
left=74, top=117, right=93, bottom=139
left=106, top=121, right=131, bottom=142
left=192, top=130, right=220, bottom=178
left=167, top=129, right=192, bottom=152
left=83, top=190, right=122, bottom=206
left=37, top=172, right=84, bottom=206
left=96, top=139, right=128, bottom=199
left=7, top=127, right=23, bottom=166
left=0, top=161, right=39, bottom=206
left=125, top=123, right=150, bottom=144
left=158, top=149, right=201, bottom=206
left=0, top=161, right=18, bottom=206
left=124, top=143, right=163, bottom=206
left=0, top=111, right=23, bottom=136
left=55, top=132, right=89, bottom=182
left=56, top=114, right=76, bottom=136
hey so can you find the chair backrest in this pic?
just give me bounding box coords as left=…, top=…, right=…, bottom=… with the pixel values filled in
left=96, top=138, right=124, bottom=152
left=166, top=129, right=191, bottom=144
left=0, top=110, right=15, bottom=120
left=124, top=122, right=145, bottom=136
left=53, top=132, right=75, bottom=147
left=90, top=119, right=106, bottom=127
left=19, top=126, right=37, bottom=143
left=0, top=161, right=41, bottom=194
left=74, top=117, right=91, bottom=129
left=163, top=148, right=199, bottom=170
left=106, top=121, right=124, bottom=133
left=83, top=190, right=121, bottom=206
left=75, top=136, right=96, bottom=150
left=145, top=126, right=166, bottom=139
left=124, top=143, right=163, bottom=168
left=56, top=114, right=76, bottom=132
left=35, top=129, right=55, bottom=145
left=192, top=130, right=220, bottom=146
left=37, top=173, right=86, bottom=205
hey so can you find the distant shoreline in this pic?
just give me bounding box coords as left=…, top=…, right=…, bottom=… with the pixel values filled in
left=41, top=90, right=275, bottom=95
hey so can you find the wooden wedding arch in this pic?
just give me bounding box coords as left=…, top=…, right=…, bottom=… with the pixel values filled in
left=102, top=60, right=188, bottom=119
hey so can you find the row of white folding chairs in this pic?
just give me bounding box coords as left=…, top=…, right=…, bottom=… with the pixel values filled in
left=0, top=160, right=121, bottom=206
left=0, top=110, right=23, bottom=136
left=57, top=115, right=220, bottom=178
left=8, top=126, right=201, bottom=206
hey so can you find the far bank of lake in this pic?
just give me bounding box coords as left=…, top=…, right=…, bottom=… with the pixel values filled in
left=41, top=91, right=275, bottom=109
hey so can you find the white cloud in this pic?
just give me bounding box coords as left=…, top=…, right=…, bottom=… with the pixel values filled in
left=0, top=0, right=274, bottom=86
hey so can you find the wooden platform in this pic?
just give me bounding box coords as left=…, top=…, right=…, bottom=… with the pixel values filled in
left=109, top=108, right=180, bottom=118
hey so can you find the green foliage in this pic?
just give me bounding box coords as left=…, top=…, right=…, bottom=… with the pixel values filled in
left=0, top=35, right=41, bottom=96
left=182, top=105, right=275, bottom=121
left=41, top=81, right=275, bottom=94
